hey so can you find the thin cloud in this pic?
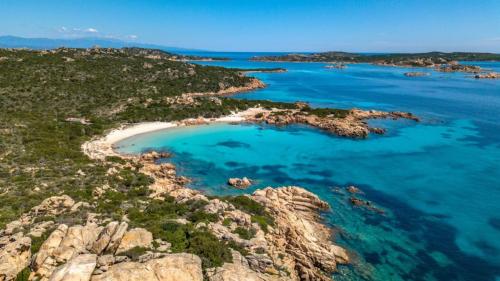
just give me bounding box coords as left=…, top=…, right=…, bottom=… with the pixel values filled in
left=84, top=28, right=98, bottom=33
left=55, top=26, right=139, bottom=41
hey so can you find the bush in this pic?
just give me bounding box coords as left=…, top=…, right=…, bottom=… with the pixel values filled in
left=233, top=227, right=256, bottom=240
left=120, top=246, right=148, bottom=260
left=187, top=231, right=232, bottom=268
left=15, top=267, right=31, bottom=281
left=187, top=210, right=218, bottom=223
left=224, top=196, right=274, bottom=232
left=251, top=215, right=274, bottom=233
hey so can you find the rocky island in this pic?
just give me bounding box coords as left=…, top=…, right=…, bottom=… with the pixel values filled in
left=0, top=46, right=420, bottom=281
left=251, top=51, right=500, bottom=74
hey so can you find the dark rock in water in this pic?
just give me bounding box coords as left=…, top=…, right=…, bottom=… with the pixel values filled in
left=350, top=197, right=385, bottom=214
left=475, top=72, right=500, bottom=79
left=369, top=127, right=386, bottom=134
left=228, top=177, right=252, bottom=189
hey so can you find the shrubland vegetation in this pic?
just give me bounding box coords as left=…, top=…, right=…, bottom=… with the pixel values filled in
left=0, top=47, right=292, bottom=268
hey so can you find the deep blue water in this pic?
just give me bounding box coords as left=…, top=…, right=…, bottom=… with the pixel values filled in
left=117, top=53, right=500, bottom=281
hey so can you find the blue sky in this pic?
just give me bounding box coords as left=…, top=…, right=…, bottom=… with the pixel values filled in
left=1, top=0, right=499, bottom=52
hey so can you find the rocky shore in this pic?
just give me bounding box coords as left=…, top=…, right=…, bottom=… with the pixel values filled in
left=474, top=72, right=500, bottom=79
left=3, top=101, right=420, bottom=280
left=1, top=145, right=350, bottom=281
left=247, top=107, right=419, bottom=138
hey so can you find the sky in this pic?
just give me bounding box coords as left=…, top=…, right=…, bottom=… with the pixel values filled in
left=1, top=0, right=500, bottom=52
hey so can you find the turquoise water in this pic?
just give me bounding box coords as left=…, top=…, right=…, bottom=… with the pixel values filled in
left=117, top=53, right=500, bottom=281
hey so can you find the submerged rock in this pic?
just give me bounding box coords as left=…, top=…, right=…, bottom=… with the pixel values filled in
left=404, top=72, right=429, bottom=77
left=475, top=72, right=500, bottom=79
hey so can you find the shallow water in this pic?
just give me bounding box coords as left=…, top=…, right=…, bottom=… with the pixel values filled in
left=117, top=53, right=500, bottom=281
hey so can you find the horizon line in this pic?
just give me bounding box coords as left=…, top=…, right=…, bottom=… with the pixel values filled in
left=1, top=34, right=499, bottom=54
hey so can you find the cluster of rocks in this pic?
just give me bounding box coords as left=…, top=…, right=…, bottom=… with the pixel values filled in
left=248, top=107, right=419, bottom=138
left=404, top=72, right=429, bottom=77
left=436, top=63, right=482, bottom=73
left=474, top=72, right=500, bottom=79
left=375, top=57, right=448, bottom=68
left=324, top=63, right=347, bottom=69
left=228, top=177, right=253, bottom=189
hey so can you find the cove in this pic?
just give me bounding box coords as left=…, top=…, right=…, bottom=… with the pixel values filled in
left=116, top=119, right=500, bottom=281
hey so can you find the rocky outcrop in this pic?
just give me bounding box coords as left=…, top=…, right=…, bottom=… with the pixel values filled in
left=248, top=108, right=418, bottom=138
left=228, top=177, right=253, bottom=189
left=0, top=232, right=31, bottom=281
left=91, top=253, right=203, bottom=281
left=207, top=250, right=288, bottom=281
left=49, top=254, right=97, bottom=281
left=252, top=187, right=349, bottom=281
left=30, top=220, right=158, bottom=280
left=325, top=63, right=346, bottom=69
left=138, top=153, right=206, bottom=202
left=437, top=63, right=481, bottom=73
left=2, top=195, right=75, bottom=236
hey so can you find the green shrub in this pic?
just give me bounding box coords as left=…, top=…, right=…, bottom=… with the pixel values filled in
left=15, top=267, right=31, bottom=281
left=233, top=227, right=256, bottom=240
left=251, top=215, right=274, bottom=233
left=119, top=246, right=148, bottom=260
left=222, top=218, right=232, bottom=227
left=187, top=210, right=218, bottom=223
left=187, top=231, right=232, bottom=268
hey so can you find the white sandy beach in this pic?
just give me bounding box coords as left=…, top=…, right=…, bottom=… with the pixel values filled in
left=82, top=107, right=266, bottom=160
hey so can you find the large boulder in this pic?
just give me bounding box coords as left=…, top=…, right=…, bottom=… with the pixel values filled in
left=31, top=195, right=75, bottom=216
left=33, top=224, right=69, bottom=278
left=227, top=177, right=252, bottom=189
left=90, top=222, right=119, bottom=255
left=0, top=233, right=31, bottom=281
left=91, top=253, right=203, bottom=281
left=48, top=254, right=97, bottom=281
left=116, top=228, right=153, bottom=254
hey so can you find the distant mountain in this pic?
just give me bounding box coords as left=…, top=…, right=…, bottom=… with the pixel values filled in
left=0, top=35, right=200, bottom=53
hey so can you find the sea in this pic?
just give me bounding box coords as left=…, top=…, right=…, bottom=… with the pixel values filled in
left=116, top=52, right=500, bottom=281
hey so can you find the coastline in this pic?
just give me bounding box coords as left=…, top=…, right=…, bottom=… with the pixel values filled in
left=81, top=108, right=351, bottom=281
left=82, top=107, right=266, bottom=160
left=79, top=70, right=416, bottom=280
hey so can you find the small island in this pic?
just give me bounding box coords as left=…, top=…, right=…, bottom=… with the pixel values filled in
left=251, top=51, right=500, bottom=74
